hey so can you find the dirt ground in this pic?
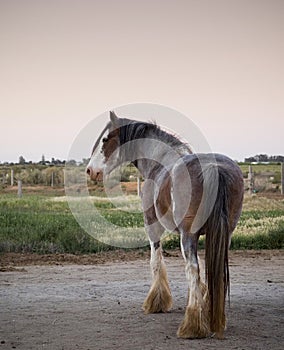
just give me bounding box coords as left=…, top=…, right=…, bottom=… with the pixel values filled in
left=0, top=250, right=283, bottom=350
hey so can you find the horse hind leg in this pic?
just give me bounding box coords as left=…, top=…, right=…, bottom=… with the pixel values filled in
left=177, top=234, right=210, bottom=339
left=143, top=240, right=173, bottom=314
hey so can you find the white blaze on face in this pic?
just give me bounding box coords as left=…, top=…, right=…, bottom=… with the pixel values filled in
left=86, top=129, right=108, bottom=180
left=87, top=147, right=105, bottom=173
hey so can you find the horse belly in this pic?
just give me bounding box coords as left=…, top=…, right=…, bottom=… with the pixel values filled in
left=154, top=175, right=177, bottom=232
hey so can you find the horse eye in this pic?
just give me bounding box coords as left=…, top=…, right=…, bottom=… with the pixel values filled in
left=102, top=137, right=108, bottom=143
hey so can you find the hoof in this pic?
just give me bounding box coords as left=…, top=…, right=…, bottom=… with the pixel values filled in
left=143, top=278, right=172, bottom=314
left=177, top=305, right=210, bottom=339
left=214, top=330, right=224, bottom=340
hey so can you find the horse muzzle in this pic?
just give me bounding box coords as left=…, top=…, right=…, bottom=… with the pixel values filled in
left=86, top=167, right=104, bottom=181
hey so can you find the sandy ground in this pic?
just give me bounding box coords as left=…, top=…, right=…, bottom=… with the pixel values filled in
left=0, top=250, right=283, bottom=350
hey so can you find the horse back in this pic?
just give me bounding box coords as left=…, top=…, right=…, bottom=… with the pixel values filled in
left=174, top=153, right=243, bottom=233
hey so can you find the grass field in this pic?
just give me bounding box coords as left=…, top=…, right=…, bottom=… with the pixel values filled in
left=0, top=192, right=283, bottom=253
left=238, top=163, right=282, bottom=175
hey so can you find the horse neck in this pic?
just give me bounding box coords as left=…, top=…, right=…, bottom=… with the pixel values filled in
left=129, top=137, right=189, bottom=179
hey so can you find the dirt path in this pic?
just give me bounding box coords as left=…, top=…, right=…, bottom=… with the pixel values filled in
left=0, top=250, right=283, bottom=350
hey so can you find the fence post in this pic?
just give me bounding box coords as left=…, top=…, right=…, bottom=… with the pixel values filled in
left=281, top=163, right=284, bottom=195
left=63, top=169, right=65, bottom=187
left=18, top=180, right=22, bottom=198
left=248, top=165, right=254, bottom=195
left=137, top=176, right=141, bottom=197
left=11, top=169, right=14, bottom=186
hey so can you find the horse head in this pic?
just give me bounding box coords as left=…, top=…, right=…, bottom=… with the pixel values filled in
left=86, top=111, right=121, bottom=181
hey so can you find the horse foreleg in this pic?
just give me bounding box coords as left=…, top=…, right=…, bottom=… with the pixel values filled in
left=143, top=240, right=173, bottom=314
left=177, top=235, right=210, bottom=339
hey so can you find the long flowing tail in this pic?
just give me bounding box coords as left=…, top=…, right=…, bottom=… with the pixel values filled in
left=203, top=166, right=232, bottom=337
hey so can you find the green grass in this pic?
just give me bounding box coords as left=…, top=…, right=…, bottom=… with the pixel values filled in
left=238, top=163, right=281, bottom=175
left=163, top=195, right=284, bottom=250
left=0, top=195, right=109, bottom=254
left=0, top=193, right=283, bottom=254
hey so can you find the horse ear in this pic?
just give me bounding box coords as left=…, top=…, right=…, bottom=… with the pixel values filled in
left=110, top=111, right=119, bottom=126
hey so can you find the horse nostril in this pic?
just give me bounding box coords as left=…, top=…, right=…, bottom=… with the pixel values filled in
left=86, top=167, right=91, bottom=175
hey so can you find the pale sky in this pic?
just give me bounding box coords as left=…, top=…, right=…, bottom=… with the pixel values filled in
left=0, top=0, right=283, bottom=163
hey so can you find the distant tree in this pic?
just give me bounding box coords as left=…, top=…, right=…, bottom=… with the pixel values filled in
left=19, top=156, right=26, bottom=165
left=66, top=159, right=77, bottom=166
left=244, top=156, right=256, bottom=162
left=244, top=154, right=284, bottom=163
left=257, top=154, right=269, bottom=162
left=81, top=158, right=90, bottom=166
left=272, top=155, right=284, bottom=162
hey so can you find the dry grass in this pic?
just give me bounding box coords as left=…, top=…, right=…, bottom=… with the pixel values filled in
left=242, top=194, right=284, bottom=211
